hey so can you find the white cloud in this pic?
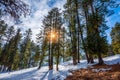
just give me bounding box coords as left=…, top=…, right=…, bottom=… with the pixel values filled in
left=53, top=0, right=66, bottom=10
left=1, top=16, right=14, bottom=26
left=21, top=0, right=66, bottom=42
left=2, top=0, right=66, bottom=42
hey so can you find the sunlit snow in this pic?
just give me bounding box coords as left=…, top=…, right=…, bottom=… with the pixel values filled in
left=0, top=54, right=120, bottom=80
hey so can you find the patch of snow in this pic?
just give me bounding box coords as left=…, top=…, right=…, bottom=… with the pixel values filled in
left=0, top=54, right=120, bottom=80
left=104, top=54, right=120, bottom=65
left=92, top=68, right=112, bottom=72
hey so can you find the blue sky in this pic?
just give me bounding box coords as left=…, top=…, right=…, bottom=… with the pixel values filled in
left=17, top=0, right=120, bottom=44
left=2, top=0, right=120, bottom=44
left=14, top=0, right=65, bottom=41
left=47, top=0, right=57, bottom=7
left=106, top=7, right=120, bottom=44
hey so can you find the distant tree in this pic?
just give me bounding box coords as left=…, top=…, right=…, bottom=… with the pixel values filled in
left=25, top=41, right=36, bottom=68
left=0, top=28, right=21, bottom=71
left=0, top=20, right=7, bottom=42
left=38, top=39, right=47, bottom=69
left=0, top=20, right=7, bottom=59
left=111, top=22, right=120, bottom=54
left=20, top=29, right=32, bottom=69
left=7, top=28, right=21, bottom=71
left=60, top=27, right=66, bottom=62
left=33, top=45, right=40, bottom=66
left=5, top=26, right=15, bottom=42
left=11, top=50, right=20, bottom=70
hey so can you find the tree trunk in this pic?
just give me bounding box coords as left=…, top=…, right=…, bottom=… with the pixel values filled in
left=38, top=61, right=42, bottom=69
left=38, top=51, right=45, bottom=69
left=73, top=51, right=77, bottom=65
left=90, top=0, right=95, bottom=16
left=82, top=4, right=90, bottom=63
left=7, top=66, right=11, bottom=72
left=72, top=34, right=77, bottom=65
left=89, top=54, right=94, bottom=63
left=56, top=52, right=59, bottom=71
left=86, top=53, right=90, bottom=63
left=62, top=37, right=64, bottom=63
left=75, top=0, right=80, bottom=63
left=63, top=46, right=65, bottom=62
left=48, top=40, right=51, bottom=70
left=50, top=43, right=53, bottom=70
left=98, top=53, right=104, bottom=65
left=73, top=15, right=77, bottom=65
left=56, top=43, right=59, bottom=71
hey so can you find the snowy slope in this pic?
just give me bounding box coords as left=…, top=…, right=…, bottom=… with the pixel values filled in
left=104, top=54, right=120, bottom=64
left=0, top=54, right=120, bottom=80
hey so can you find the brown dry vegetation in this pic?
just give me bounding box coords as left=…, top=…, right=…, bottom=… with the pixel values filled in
left=65, top=64, right=120, bottom=80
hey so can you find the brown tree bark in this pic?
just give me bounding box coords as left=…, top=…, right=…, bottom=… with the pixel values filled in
left=82, top=2, right=90, bottom=63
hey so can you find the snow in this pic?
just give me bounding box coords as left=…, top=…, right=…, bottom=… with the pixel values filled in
left=0, top=54, right=120, bottom=80
left=104, top=54, right=120, bottom=65
left=92, top=68, right=112, bottom=72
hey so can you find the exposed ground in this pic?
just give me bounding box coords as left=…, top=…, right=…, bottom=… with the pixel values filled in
left=65, top=63, right=120, bottom=80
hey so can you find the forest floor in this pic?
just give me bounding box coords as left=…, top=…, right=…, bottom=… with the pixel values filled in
left=1, top=55, right=120, bottom=80
left=65, top=63, right=120, bottom=80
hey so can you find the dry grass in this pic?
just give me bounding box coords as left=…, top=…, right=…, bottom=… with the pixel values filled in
left=65, top=63, right=120, bottom=80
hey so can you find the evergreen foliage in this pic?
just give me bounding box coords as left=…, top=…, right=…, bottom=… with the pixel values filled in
left=111, top=23, right=120, bottom=54
left=0, top=0, right=119, bottom=72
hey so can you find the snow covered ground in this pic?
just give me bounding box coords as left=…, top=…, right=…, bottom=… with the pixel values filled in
left=0, top=54, right=120, bottom=80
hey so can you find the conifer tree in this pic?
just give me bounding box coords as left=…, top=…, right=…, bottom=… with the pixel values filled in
left=20, top=29, right=32, bottom=68
left=111, top=23, right=120, bottom=54
left=7, top=28, right=21, bottom=71
left=37, top=7, right=63, bottom=70
left=0, top=0, right=30, bottom=19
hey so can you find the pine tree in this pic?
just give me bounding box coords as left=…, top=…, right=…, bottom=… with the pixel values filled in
left=20, top=29, right=32, bottom=68
left=5, top=26, right=15, bottom=42
left=81, top=0, right=91, bottom=63
left=0, top=0, right=30, bottom=19
left=7, top=28, right=21, bottom=71
left=38, top=39, right=47, bottom=69
left=0, top=20, right=7, bottom=65
left=64, top=0, right=79, bottom=65
left=11, top=50, right=20, bottom=70
left=82, top=0, right=115, bottom=64
left=111, top=22, right=120, bottom=54
left=33, top=45, right=40, bottom=66
left=37, top=7, right=63, bottom=70
left=0, top=20, right=7, bottom=41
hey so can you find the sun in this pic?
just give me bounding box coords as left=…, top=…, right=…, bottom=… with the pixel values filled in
left=47, top=29, right=59, bottom=43
left=50, top=30, right=58, bottom=43
left=51, top=32, right=55, bottom=38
